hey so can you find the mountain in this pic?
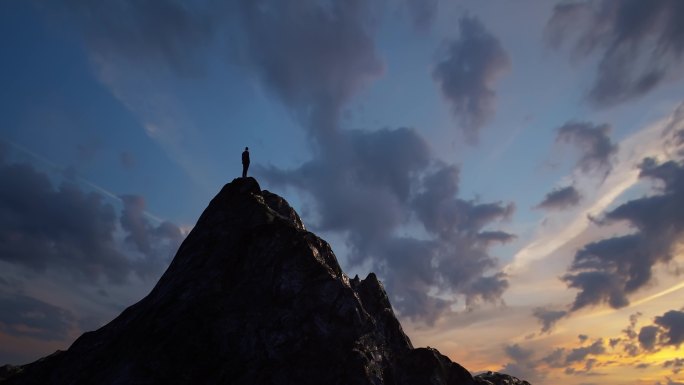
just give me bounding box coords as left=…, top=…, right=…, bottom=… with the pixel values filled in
left=1, top=177, right=530, bottom=385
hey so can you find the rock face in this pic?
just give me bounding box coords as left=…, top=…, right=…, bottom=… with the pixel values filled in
left=474, top=371, right=531, bottom=385
left=1, top=178, right=528, bottom=385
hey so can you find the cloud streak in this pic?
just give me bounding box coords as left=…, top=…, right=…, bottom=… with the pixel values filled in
left=563, top=156, right=684, bottom=311
left=508, top=103, right=683, bottom=275
left=547, top=0, right=684, bottom=106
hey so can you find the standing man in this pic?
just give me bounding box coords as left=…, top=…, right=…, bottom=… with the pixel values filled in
left=242, top=147, right=250, bottom=178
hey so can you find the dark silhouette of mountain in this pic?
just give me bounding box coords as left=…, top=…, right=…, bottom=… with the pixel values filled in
left=0, top=177, right=530, bottom=385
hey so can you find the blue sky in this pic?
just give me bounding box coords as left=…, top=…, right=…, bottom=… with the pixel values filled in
left=1, top=1, right=684, bottom=384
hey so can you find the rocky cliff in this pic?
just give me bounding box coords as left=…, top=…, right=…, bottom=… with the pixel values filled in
left=1, top=177, right=529, bottom=385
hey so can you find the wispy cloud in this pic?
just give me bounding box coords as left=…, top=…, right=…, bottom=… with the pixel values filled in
left=507, top=103, right=684, bottom=274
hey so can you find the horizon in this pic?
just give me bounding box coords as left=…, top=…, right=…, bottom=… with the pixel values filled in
left=1, top=1, right=684, bottom=384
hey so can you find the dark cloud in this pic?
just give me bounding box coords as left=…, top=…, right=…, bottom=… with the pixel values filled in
left=546, top=0, right=684, bottom=106
left=476, top=231, right=516, bottom=245
left=500, top=344, right=544, bottom=384
left=608, top=338, right=621, bottom=349
left=533, top=307, right=568, bottom=333
left=238, top=0, right=383, bottom=143
left=623, top=312, right=642, bottom=339
left=541, top=347, right=566, bottom=368
left=404, top=0, right=438, bottom=32
left=41, top=0, right=220, bottom=74
left=654, top=309, right=684, bottom=347
left=119, top=195, right=182, bottom=258
left=0, top=158, right=181, bottom=284
left=556, top=121, right=617, bottom=175
left=638, top=325, right=659, bottom=351
left=263, top=140, right=512, bottom=323
left=0, top=293, right=74, bottom=341
left=663, top=358, right=684, bottom=374
left=0, top=161, right=128, bottom=283
left=562, top=157, right=684, bottom=311
left=433, top=16, right=510, bottom=142
left=565, top=339, right=606, bottom=364
left=536, top=185, right=582, bottom=210
left=412, top=165, right=515, bottom=239
left=612, top=308, right=684, bottom=357
left=505, top=338, right=612, bottom=379
left=623, top=343, right=639, bottom=357
left=240, top=1, right=513, bottom=323
left=263, top=128, right=432, bottom=247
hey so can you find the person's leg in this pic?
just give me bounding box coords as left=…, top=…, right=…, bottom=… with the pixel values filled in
left=242, top=164, right=247, bottom=178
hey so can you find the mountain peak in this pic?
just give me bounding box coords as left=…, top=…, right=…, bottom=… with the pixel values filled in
left=1, top=178, right=529, bottom=385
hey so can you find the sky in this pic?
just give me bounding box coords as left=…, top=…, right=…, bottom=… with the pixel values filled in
left=1, top=1, right=684, bottom=384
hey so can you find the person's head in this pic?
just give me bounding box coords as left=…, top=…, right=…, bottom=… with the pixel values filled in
left=245, top=147, right=249, bottom=151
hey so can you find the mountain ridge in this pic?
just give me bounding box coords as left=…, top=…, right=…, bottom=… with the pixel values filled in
left=1, top=177, right=529, bottom=385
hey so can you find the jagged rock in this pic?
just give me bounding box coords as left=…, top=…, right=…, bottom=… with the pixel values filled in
left=1, top=177, right=529, bottom=385
left=0, top=365, right=20, bottom=382
left=474, top=371, right=531, bottom=385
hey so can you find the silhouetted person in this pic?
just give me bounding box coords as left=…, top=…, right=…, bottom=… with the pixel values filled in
left=242, top=147, right=250, bottom=178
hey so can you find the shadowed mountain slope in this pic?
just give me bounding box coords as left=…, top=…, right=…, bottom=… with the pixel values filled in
left=1, top=177, right=529, bottom=385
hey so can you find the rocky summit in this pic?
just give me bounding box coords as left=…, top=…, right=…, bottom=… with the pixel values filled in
left=1, top=177, right=530, bottom=385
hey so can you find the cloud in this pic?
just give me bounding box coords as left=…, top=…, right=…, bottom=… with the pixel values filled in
left=623, top=312, right=642, bottom=340
left=541, top=347, right=566, bottom=368
left=404, top=0, right=438, bottom=32
left=638, top=325, right=659, bottom=351
left=546, top=0, right=684, bottom=106
left=42, top=0, right=220, bottom=75
left=608, top=338, right=621, bottom=349
left=119, top=195, right=183, bottom=277
left=262, top=137, right=513, bottom=323
left=0, top=158, right=181, bottom=284
left=433, top=16, right=511, bottom=142
left=654, top=309, right=684, bottom=347
left=533, top=307, right=568, bottom=333
left=566, top=339, right=606, bottom=364
left=500, top=343, right=545, bottom=384
left=562, top=157, right=684, bottom=311
left=0, top=161, right=128, bottom=283
left=536, top=185, right=582, bottom=210
left=240, top=1, right=513, bottom=324
left=663, top=358, right=684, bottom=374
left=0, top=293, right=74, bottom=341
left=237, top=0, right=383, bottom=143
left=505, top=343, right=533, bottom=362
left=556, top=121, right=618, bottom=175
left=476, top=231, right=516, bottom=245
